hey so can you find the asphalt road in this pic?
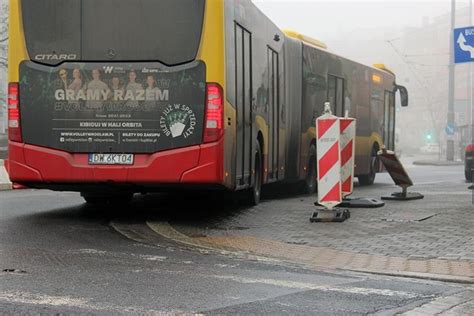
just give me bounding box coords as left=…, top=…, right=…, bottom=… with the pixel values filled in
left=0, top=158, right=473, bottom=315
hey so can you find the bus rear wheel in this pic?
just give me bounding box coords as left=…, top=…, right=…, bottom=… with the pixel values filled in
left=358, top=146, right=378, bottom=186
left=246, top=142, right=262, bottom=206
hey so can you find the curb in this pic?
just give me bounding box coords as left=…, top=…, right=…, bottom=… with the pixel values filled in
left=346, top=269, right=474, bottom=285
left=145, top=221, right=474, bottom=284
left=0, top=159, right=12, bottom=191
left=413, top=160, right=464, bottom=166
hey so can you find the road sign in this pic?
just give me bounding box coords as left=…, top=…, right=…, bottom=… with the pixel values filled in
left=454, top=26, right=474, bottom=64
left=445, top=123, right=456, bottom=136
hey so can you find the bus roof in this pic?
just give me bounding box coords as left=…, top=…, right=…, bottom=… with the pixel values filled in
left=283, top=30, right=395, bottom=79
left=283, top=29, right=327, bottom=50
left=373, top=64, right=396, bottom=77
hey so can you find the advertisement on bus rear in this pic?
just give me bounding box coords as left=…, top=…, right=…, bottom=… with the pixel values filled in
left=19, top=61, right=206, bottom=153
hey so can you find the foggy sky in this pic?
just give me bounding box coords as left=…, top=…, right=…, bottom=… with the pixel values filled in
left=253, top=1, right=455, bottom=41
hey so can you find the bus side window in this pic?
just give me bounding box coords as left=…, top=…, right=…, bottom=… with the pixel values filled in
left=327, top=75, right=344, bottom=116
left=336, top=77, right=344, bottom=116
left=327, top=75, right=336, bottom=113
left=384, top=91, right=395, bottom=150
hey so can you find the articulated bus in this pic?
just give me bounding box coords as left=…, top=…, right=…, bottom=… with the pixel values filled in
left=7, top=0, right=408, bottom=205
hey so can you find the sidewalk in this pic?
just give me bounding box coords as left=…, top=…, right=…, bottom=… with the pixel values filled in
left=413, top=160, right=464, bottom=166
left=411, top=153, right=464, bottom=166
left=147, top=165, right=474, bottom=282
left=0, top=159, right=12, bottom=191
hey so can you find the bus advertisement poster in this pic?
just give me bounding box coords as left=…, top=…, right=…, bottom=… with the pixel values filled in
left=18, top=61, right=206, bottom=153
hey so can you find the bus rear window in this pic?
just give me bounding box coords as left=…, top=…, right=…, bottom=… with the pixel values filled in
left=21, top=0, right=205, bottom=66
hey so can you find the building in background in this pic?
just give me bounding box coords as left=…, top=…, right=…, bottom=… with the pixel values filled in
left=398, top=6, right=472, bottom=155
left=328, top=5, right=473, bottom=156
left=0, top=0, right=7, bottom=135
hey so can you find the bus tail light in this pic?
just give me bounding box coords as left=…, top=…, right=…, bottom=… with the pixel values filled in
left=203, top=83, right=224, bottom=143
left=8, top=83, right=22, bottom=143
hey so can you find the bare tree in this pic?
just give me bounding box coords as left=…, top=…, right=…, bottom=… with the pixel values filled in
left=0, top=3, right=8, bottom=67
left=0, top=0, right=8, bottom=68
left=0, top=1, right=7, bottom=45
left=0, top=0, right=8, bottom=133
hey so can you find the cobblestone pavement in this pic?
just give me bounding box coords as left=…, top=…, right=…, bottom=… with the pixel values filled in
left=154, top=160, right=474, bottom=279
left=400, top=290, right=474, bottom=315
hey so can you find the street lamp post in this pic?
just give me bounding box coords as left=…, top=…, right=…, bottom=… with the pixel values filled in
left=447, top=0, right=456, bottom=161
left=470, top=0, right=473, bottom=151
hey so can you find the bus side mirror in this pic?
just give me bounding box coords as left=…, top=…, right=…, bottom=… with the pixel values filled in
left=395, top=85, right=409, bottom=107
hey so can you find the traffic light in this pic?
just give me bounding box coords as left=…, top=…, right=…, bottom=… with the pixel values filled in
left=424, top=131, right=435, bottom=143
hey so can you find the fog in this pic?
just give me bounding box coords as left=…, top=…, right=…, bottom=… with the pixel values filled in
left=253, top=0, right=451, bottom=40
left=254, top=0, right=472, bottom=154
left=0, top=0, right=472, bottom=155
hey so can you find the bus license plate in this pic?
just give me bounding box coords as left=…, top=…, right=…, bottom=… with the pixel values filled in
left=88, top=154, right=134, bottom=165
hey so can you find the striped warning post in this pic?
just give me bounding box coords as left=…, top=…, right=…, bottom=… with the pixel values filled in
left=378, top=149, right=423, bottom=201
left=378, top=149, right=413, bottom=188
left=340, top=118, right=356, bottom=197
left=316, top=113, right=341, bottom=210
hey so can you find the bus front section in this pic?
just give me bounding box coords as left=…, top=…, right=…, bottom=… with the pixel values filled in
left=7, top=0, right=226, bottom=195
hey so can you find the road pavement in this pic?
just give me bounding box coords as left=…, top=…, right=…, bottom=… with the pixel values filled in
left=0, top=133, right=6, bottom=160
left=0, top=156, right=473, bottom=314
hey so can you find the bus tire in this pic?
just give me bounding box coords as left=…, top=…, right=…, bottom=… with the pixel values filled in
left=246, top=142, right=263, bottom=206
left=81, top=192, right=133, bottom=205
left=303, top=144, right=317, bottom=194
left=358, top=146, right=378, bottom=186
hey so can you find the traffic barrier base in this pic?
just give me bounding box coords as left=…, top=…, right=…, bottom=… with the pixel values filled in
left=382, top=187, right=424, bottom=201
left=310, top=207, right=350, bottom=223
left=339, top=197, right=385, bottom=208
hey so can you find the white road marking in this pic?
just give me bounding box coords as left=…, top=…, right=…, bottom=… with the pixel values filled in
left=0, top=292, right=89, bottom=308
left=0, top=291, right=174, bottom=314
left=207, top=275, right=427, bottom=299
left=215, top=264, right=239, bottom=268
left=136, top=254, right=167, bottom=262
left=71, top=249, right=107, bottom=255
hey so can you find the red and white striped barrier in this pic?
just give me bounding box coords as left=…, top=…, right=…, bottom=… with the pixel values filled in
left=316, top=109, right=341, bottom=210
left=340, top=118, right=356, bottom=197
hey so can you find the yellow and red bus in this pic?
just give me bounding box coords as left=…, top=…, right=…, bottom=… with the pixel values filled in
left=7, top=0, right=408, bottom=205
